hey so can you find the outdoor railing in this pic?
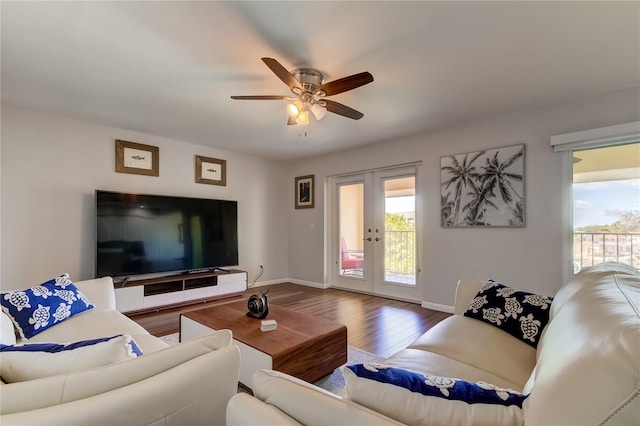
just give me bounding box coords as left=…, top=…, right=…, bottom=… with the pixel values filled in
left=385, top=230, right=416, bottom=278
left=381, top=231, right=639, bottom=278
left=573, top=232, right=640, bottom=271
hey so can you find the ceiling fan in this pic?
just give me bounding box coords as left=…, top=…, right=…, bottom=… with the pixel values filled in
left=231, top=57, right=374, bottom=125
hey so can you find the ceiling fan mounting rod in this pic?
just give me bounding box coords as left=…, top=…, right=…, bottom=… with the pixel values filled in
left=290, top=68, right=325, bottom=95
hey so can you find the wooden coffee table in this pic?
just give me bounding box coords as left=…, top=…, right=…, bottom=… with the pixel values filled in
left=180, top=300, right=347, bottom=388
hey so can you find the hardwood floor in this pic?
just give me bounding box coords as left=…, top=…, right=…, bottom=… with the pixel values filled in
left=130, top=283, right=450, bottom=358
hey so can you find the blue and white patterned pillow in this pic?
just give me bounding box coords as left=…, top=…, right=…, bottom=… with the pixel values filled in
left=463, top=280, right=553, bottom=348
left=0, top=274, right=94, bottom=339
left=0, top=334, right=142, bottom=382
left=343, top=363, right=528, bottom=425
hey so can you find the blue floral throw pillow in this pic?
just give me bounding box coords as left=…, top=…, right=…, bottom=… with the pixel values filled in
left=463, top=280, right=553, bottom=348
left=347, top=363, right=527, bottom=406
left=0, top=274, right=94, bottom=339
left=343, top=363, right=527, bottom=425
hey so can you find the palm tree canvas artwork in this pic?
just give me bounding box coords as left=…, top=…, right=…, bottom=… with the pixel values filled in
left=441, top=144, right=525, bottom=227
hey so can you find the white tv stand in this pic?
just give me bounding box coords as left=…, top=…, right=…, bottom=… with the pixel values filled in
left=114, top=269, right=247, bottom=314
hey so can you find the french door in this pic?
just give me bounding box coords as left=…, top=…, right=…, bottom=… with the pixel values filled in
left=331, top=165, right=421, bottom=301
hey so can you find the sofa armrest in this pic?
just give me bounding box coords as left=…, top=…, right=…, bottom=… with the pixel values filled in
left=73, top=277, right=116, bottom=310
left=1, top=331, right=235, bottom=415
left=1, top=343, right=240, bottom=426
left=227, top=393, right=303, bottom=426
left=247, top=369, right=404, bottom=425
left=453, top=279, right=485, bottom=315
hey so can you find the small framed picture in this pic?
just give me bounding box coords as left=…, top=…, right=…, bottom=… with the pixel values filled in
left=295, top=175, right=315, bottom=209
left=115, top=140, right=159, bottom=176
left=195, top=155, right=227, bottom=186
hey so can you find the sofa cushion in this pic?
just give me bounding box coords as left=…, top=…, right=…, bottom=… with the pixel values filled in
left=1, top=274, right=94, bottom=339
left=385, top=348, right=524, bottom=392
left=405, top=315, right=535, bottom=390
left=21, top=307, right=144, bottom=340
left=0, top=334, right=142, bottom=383
left=72, top=276, right=116, bottom=310
left=463, top=280, right=553, bottom=348
left=19, top=307, right=169, bottom=354
left=343, top=363, right=526, bottom=426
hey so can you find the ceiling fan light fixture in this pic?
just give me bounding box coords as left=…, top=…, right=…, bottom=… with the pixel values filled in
left=311, top=103, right=327, bottom=120
left=296, top=108, right=309, bottom=125
left=287, top=102, right=300, bottom=118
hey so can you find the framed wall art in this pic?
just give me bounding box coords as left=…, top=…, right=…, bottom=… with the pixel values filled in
left=441, top=144, right=525, bottom=228
left=115, top=139, right=159, bottom=176
left=295, top=175, right=315, bottom=209
left=195, top=155, right=226, bottom=186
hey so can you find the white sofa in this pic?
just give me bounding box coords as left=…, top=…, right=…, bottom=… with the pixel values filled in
left=0, top=276, right=240, bottom=426
left=227, top=262, right=640, bottom=425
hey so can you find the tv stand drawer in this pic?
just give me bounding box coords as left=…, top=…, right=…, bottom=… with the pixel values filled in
left=144, top=281, right=183, bottom=296
left=184, top=276, right=218, bottom=290
left=144, top=291, right=184, bottom=308
left=114, top=269, right=247, bottom=313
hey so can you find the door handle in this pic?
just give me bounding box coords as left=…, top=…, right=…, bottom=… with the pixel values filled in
left=365, top=237, right=372, bottom=242
left=375, top=237, right=381, bottom=242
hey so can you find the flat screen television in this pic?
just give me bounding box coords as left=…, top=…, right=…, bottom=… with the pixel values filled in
left=95, top=190, right=238, bottom=280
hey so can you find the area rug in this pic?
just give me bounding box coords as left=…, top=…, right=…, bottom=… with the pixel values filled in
left=314, top=346, right=385, bottom=396
left=159, top=332, right=180, bottom=346
left=159, top=333, right=383, bottom=396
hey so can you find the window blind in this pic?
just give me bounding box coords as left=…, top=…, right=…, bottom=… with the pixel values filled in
left=550, top=121, right=640, bottom=152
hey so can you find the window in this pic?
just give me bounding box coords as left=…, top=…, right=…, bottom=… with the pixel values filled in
left=551, top=121, right=640, bottom=278
left=572, top=144, right=640, bottom=272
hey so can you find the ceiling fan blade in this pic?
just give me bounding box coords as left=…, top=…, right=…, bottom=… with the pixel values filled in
left=323, top=100, right=364, bottom=120
left=261, top=57, right=301, bottom=90
left=230, top=95, right=287, bottom=100
left=287, top=116, right=297, bottom=126
left=315, top=72, right=373, bottom=96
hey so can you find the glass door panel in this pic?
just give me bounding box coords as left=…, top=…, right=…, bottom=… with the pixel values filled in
left=339, top=183, right=365, bottom=279
left=383, top=177, right=416, bottom=285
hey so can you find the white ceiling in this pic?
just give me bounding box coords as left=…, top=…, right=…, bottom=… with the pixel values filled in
left=2, top=1, right=638, bottom=161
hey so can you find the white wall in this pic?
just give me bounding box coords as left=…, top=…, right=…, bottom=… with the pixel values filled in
left=288, top=87, right=640, bottom=306
left=0, top=105, right=3, bottom=283
left=3, top=87, right=638, bottom=303
left=0, top=105, right=289, bottom=289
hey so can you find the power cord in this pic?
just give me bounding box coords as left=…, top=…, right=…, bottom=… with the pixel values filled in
left=249, top=265, right=264, bottom=288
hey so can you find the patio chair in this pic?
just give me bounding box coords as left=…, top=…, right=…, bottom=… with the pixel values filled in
left=341, top=237, right=364, bottom=275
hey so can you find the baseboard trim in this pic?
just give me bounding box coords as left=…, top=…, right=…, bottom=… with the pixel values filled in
left=288, top=278, right=330, bottom=289
left=421, top=301, right=454, bottom=314
left=249, top=278, right=329, bottom=289
left=248, top=278, right=283, bottom=288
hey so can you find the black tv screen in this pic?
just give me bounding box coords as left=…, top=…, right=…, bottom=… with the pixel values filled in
left=95, top=191, right=238, bottom=279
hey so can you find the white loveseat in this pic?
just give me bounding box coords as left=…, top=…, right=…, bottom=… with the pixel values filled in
left=0, top=276, right=240, bottom=426
left=227, top=262, right=640, bottom=425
